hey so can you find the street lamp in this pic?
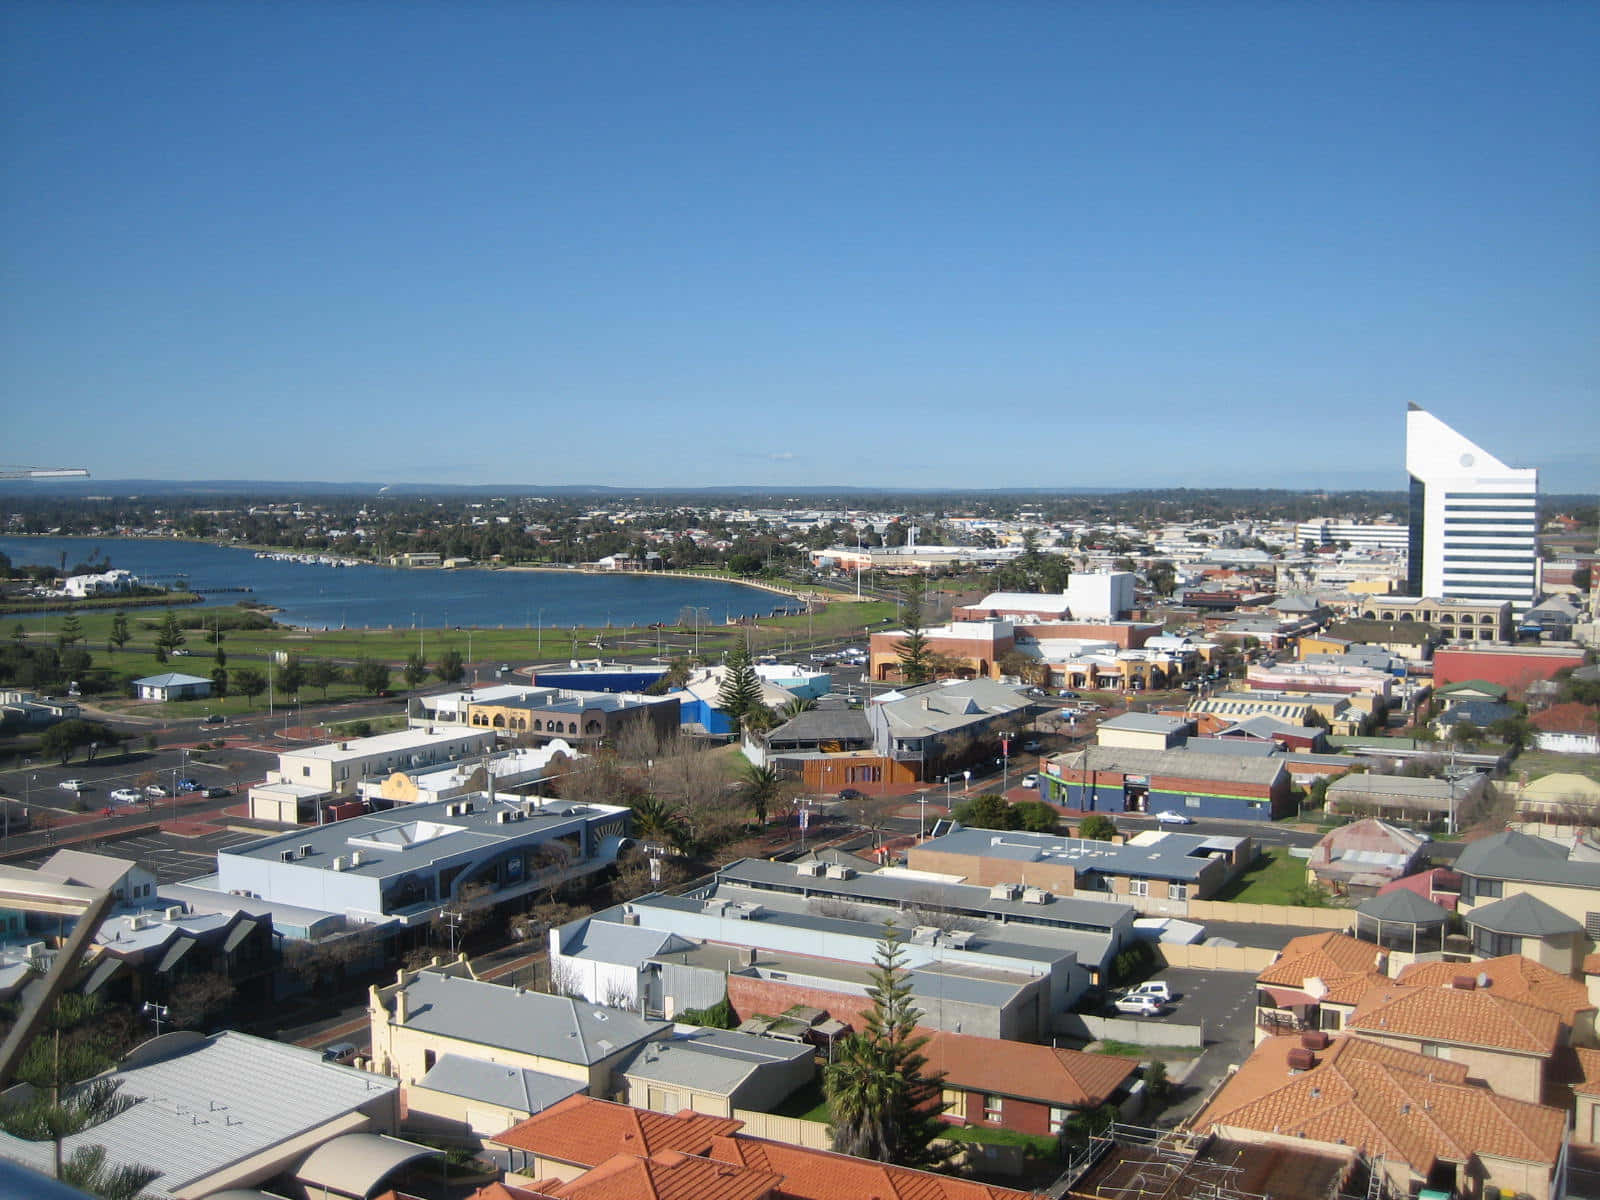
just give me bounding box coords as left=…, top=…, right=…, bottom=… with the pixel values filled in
left=142, top=1002, right=169, bottom=1035
left=918, top=793, right=928, bottom=840
left=943, top=775, right=952, bottom=812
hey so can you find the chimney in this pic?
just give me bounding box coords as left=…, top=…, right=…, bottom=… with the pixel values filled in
left=1452, top=975, right=1476, bottom=990
left=394, top=987, right=409, bottom=1024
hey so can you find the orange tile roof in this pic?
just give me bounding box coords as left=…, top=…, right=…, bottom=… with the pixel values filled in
left=1566, top=1047, right=1600, bottom=1098
left=548, top=1150, right=781, bottom=1200
left=922, top=1030, right=1135, bottom=1110
left=1319, top=969, right=1391, bottom=1007
left=1191, top=1036, right=1566, bottom=1176
left=1395, top=955, right=1595, bottom=1026
left=490, top=1096, right=742, bottom=1166
left=1583, top=953, right=1600, bottom=977
left=708, top=1134, right=1043, bottom=1200
left=1346, top=983, right=1561, bottom=1055
left=1258, top=932, right=1385, bottom=990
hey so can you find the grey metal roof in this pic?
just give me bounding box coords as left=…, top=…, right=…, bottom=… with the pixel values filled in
left=917, top=826, right=1242, bottom=884
left=398, top=970, right=668, bottom=1065
left=417, top=1053, right=586, bottom=1114
left=1096, top=713, right=1191, bottom=735
left=563, top=918, right=688, bottom=965
left=1179, top=739, right=1279, bottom=759
left=1466, top=892, right=1585, bottom=937
left=1051, top=745, right=1287, bottom=786
left=617, top=1028, right=810, bottom=1095
left=1355, top=889, right=1449, bottom=924
left=765, top=708, right=872, bottom=743
left=0, top=1031, right=397, bottom=1200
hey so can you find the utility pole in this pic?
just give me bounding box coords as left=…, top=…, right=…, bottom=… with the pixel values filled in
left=440, top=908, right=464, bottom=956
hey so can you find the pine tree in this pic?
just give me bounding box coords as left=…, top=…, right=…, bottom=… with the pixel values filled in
left=57, top=609, right=83, bottom=650
left=895, top=580, right=935, bottom=685
left=823, top=922, right=951, bottom=1167
left=715, top=643, right=767, bottom=735
left=107, top=610, right=129, bottom=653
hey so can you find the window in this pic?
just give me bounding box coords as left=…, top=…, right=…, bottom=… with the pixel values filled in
left=1168, top=882, right=1188, bottom=901
left=942, top=1088, right=964, bottom=1115
left=983, top=1094, right=1003, bottom=1123
left=1128, top=878, right=1149, bottom=897
left=1049, top=1107, right=1069, bottom=1135
left=302, top=766, right=311, bottom=777
left=1186, top=797, right=1201, bottom=808
left=1421, top=1043, right=1442, bottom=1058
left=1465, top=876, right=1502, bottom=902
left=1473, top=927, right=1519, bottom=958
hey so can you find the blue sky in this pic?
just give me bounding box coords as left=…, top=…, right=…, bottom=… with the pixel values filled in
left=3, top=3, right=1595, bottom=492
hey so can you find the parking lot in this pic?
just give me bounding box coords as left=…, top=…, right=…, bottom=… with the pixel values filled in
left=0, top=745, right=275, bottom=815
left=1130, top=964, right=1261, bottom=1125
left=10, top=826, right=261, bottom=884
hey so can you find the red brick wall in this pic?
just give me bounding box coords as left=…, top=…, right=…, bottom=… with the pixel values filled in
left=941, top=1090, right=1055, bottom=1137
left=1433, top=646, right=1586, bottom=699
left=725, top=975, right=875, bottom=1034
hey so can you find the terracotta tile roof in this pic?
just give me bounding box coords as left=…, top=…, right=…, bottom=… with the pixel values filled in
left=1530, top=702, right=1600, bottom=734
left=922, top=1030, right=1135, bottom=1110
left=547, top=1150, right=781, bottom=1200
left=1584, top=953, right=1600, bottom=977
left=1191, top=1036, right=1566, bottom=1177
left=490, top=1096, right=742, bottom=1166
left=470, top=1186, right=559, bottom=1200
left=1319, top=970, right=1391, bottom=1007
left=1346, top=983, right=1561, bottom=1055
left=1258, top=932, right=1384, bottom=990
left=1569, top=1047, right=1600, bottom=1097
left=707, top=1134, right=1043, bottom=1200
left=1394, top=955, right=1595, bottom=1026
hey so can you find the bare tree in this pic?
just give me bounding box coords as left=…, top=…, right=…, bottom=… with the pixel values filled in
left=903, top=887, right=977, bottom=934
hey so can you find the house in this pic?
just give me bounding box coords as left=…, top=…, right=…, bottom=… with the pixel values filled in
left=1454, top=830, right=1600, bottom=973
left=1516, top=772, right=1600, bottom=831
left=402, top=1053, right=587, bottom=1143
left=1305, top=818, right=1428, bottom=897
left=1040, top=745, right=1292, bottom=822
left=864, top=679, right=1042, bottom=782
left=489, top=1095, right=1044, bottom=1199
left=1324, top=771, right=1487, bottom=828
left=1433, top=679, right=1510, bottom=709
left=1395, top=954, right=1596, bottom=1047
left=1188, top=1034, right=1569, bottom=1200
left=132, top=671, right=212, bottom=702
left=617, top=1027, right=815, bottom=1118
left=1254, top=931, right=1389, bottom=1041
left=0, top=1031, right=418, bottom=1200
left=1530, top=702, right=1600, bottom=755
left=923, top=1030, right=1136, bottom=1138
left=367, top=964, right=672, bottom=1102
left=906, top=824, right=1253, bottom=910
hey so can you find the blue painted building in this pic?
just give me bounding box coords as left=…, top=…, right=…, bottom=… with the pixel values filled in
left=1040, top=745, right=1292, bottom=822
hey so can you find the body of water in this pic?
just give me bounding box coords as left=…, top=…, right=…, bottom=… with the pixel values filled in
left=0, top=537, right=785, bottom=630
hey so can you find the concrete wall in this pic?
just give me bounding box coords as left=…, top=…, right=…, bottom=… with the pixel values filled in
left=1061, top=1013, right=1206, bottom=1047
left=1156, top=943, right=1278, bottom=973
left=1185, top=900, right=1352, bottom=929
left=732, top=1109, right=832, bottom=1150
left=402, top=1083, right=538, bottom=1144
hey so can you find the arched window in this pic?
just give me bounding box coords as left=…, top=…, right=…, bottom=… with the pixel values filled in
left=585, top=720, right=602, bottom=735
left=533, top=719, right=543, bottom=731
left=1481, top=615, right=1494, bottom=625
left=493, top=713, right=506, bottom=728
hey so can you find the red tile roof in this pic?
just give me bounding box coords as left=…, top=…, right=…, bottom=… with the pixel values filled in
left=1530, top=702, right=1600, bottom=734
left=1258, top=932, right=1385, bottom=991
left=1394, top=955, right=1594, bottom=1026
left=708, top=1134, right=1042, bottom=1200
left=921, top=1030, right=1136, bottom=1110
left=1346, top=982, right=1562, bottom=1056
left=490, top=1096, right=741, bottom=1166
left=1376, top=867, right=1461, bottom=911
left=1191, top=1035, right=1567, bottom=1177
left=547, top=1150, right=781, bottom=1200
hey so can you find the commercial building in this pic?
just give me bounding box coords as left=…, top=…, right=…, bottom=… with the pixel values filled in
left=214, top=791, right=631, bottom=930
left=250, top=726, right=498, bottom=821
left=1431, top=643, right=1589, bottom=699
left=1040, top=745, right=1292, bottom=822
left=358, top=738, right=584, bottom=808
left=411, top=682, right=680, bottom=747
left=1405, top=404, right=1540, bottom=615
left=1349, top=593, right=1512, bottom=642
left=1293, top=519, right=1411, bottom=554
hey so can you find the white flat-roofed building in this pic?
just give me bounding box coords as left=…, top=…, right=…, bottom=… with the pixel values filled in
left=214, top=792, right=631, bottom=929
left=1294, top=520, right=1411, bottom=555
left=266, top=726, right=498, bottom=802
left=1406, top=404, right=1540, bottom=615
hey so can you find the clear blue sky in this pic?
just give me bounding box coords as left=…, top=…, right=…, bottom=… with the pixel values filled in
left=3, top=2, right=1595, bottom=492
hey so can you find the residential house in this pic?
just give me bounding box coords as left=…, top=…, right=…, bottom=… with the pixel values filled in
left=1188, top=1034, right=1569, bottom=1200
left=1395, top=954, right=1596, bottom=1047
left=617, top=1027, right=815, bottom=1117
left=1531, top=702, right=1600, bottom=756
left=1454, top=830, right=1600, bottom=973
left=1516, top=772, right=1600, bottom=832
left=1254, top=931, right=1389, bottom=1041
left=924, top=1030, right=1136, bottom=1138
left=1324, top=772, right=1487, bottom=828
left=1305, top=819, right=1428, bottom=898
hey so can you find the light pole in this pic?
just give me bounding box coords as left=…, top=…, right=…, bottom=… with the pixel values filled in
left=143, top=1002, right=169, bottom=1035
left=944, top=775, right=952, bottom=812
left=918, top=793, right=928, bottom=840
left=537, top=609, right=544, bottom=655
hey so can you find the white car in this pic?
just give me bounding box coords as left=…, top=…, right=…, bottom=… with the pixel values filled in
left=1113, top=994, right=1164, bottom=1017
left=1154, top=810, right=1195, bottom=825
left=58, top=779, right=88, bottom=793
left=1128, top=981, right=1174, bottom=1004
left=109, top=788, right=142, bottom=805
left=1020, top=773, right=1039, bottom=788
left=145, top=784, right=170, bottom=799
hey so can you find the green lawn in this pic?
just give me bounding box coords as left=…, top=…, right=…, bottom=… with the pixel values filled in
left=1213, top=846, right=1325, bottom=905
left=1510, top=748, right=1600, bottom=784
left=771, top=1079, right=831, bottom=1124
left=941, top=1123, right=1059, bottom=1157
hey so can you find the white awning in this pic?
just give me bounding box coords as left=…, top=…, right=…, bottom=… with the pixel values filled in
left=294, top=1133, right=439, bottom=1198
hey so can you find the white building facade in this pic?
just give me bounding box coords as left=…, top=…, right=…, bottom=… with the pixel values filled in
left=1405, top=405, right=1539, bottom=615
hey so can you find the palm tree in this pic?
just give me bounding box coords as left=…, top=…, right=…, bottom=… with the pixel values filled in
left=629, top=793, right=690, bottom=853
left=823, top=1031, right=896, bottom=1159
left=777, top=696, right=817, bottom=722
left=736, top=758, right=785, bottom=827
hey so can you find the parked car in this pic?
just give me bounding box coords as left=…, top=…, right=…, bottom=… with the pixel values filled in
left=58, top=780, right=89, bottom=793
left=109, top=788, right=142, bottom=805
left=177, top=778, right=201, bottom=792
left=320, top=1042, right=358, bottom=1064
left=204, top=786, right=231, bottom=799
left=1127, top=981, right=1174, bottom=1004
left=1113, top=994, right=1165, bottom=1017
left=145, top=784, right=170, bottom=799
left=1154, top=810, right=1195, bottom=825
left=837, top=787, right=865, bottom=802
left=203, top=714, right=226, bottom=725
left=1020, top=773, right=1039, bottom=788
left=1022, top=740, right=1041, bottom=752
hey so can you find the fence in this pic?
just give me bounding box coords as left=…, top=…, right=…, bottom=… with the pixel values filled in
left=731, top=1109, right=832, bottom=1150
left=1058, top=1014, right=1206, bottom=1048
left=1186, top=899, right=1352, bottom=929
left=1156, top=942, right=1278, bottom=973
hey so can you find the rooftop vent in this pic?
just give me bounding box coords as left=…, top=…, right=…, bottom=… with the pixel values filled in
left=164, top=906, right=185, bottom=921
left=824, top=865, right=855, bottom=880
left=331, top=856, right=348, bottom=872
left=796, top=862, right=825, bottom=877
left=1300, top=1031, right=1330, bottom=1051
left=622, top=911, right=640, bottom=926
left=1022, top=886, right=1049, bottom=904
left=990, top=883, right=1022, bottom=901
left=1452, top=975, right=1477, bottom=990
left=280, top=849, right=296, bottom=863
left=298, top=843, right=314, bottom=859
left=497, top=810, right=512, bottom=824
left=350, top=851, right=363, bottom=867
left=1286, top=1047, right=1316, bottom=1072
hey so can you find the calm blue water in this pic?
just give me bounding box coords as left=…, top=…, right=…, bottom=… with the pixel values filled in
left=0, top=537, right=783, bottom=630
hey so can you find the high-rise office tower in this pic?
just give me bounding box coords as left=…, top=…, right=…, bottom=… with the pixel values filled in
left=1405, top=404, right=1540, bottom=614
